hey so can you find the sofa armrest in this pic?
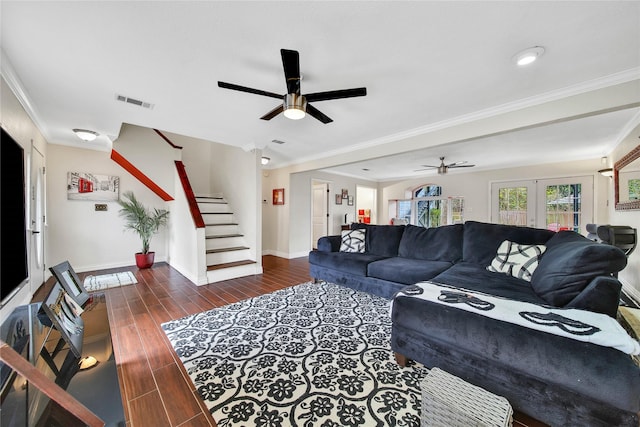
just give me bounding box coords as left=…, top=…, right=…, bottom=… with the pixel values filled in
left=564, top=276, right=622, bottom=318
left=317, top=235, right=342, bottom=252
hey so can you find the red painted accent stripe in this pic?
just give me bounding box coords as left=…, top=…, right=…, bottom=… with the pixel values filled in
left=175, top=161, right=205, bottom=228
left=153, top=129, right=183, bottom=149
left=110, top=150, right=174, bottom=201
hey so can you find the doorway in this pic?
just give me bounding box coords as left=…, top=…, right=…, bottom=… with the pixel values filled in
left=356, top=185, right=377, bottom=224
left=29, top=145, right=46, bottom=293
left=491, top=176, right=593, bottom=232
left=311, top=181, right=330, bottom=249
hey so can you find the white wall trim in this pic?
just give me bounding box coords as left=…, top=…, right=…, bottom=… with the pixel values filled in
left=277, top=69, right=640, bottom=169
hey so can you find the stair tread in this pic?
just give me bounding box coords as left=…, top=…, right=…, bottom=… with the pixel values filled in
left=201, top=212, right=234, bottom=214
left=207, top=260, right=256, bottom=271
left=198, top=200, right=227, bottom=204
left=206, top=234, right=244, bottom=239
left=196, top=196, right=224, bottom=199
left=206, top=246, right=250, bottom=254
left=205, top=222, right=238, bottom=226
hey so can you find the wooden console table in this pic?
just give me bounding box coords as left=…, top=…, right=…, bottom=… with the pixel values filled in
left=0, top=293, right=125, bottom=426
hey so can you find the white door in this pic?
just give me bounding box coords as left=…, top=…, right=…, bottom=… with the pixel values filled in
left=536, top=176, right=593, bottom=233
left=312, top=183, right=329, bottom=249
left=491, top=176, right=593, bottom=232
left=29, top=146, right=46, bottom=293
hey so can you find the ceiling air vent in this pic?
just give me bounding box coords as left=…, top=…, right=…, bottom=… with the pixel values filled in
left=115, top=94, right=154, bottom=109
left=271, top=139, right=286, bottom=145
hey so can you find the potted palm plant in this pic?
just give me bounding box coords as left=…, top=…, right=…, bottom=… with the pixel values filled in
left=118, top=191, right=169, bottom=268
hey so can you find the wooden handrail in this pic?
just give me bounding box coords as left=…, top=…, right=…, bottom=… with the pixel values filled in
left=153, top=128, right=183, bottom=149
left=0, top=341, right=105, bottom=427
left=175, top=161, right=205, bottom=228
left=111, top=149, right=174, bottom=201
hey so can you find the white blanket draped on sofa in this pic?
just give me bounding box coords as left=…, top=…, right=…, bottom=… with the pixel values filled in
left=393, top=281, right=640, bottom=355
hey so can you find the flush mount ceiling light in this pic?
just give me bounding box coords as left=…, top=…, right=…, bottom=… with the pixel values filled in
left=261, top=156, right=271, bottom=165
left=598, top=168, right=614, bottom=177
left=513, top=46, right=545, bottom=66
left=283, top=93, right=307, bottom=120
left=73, top=128, right=99, bottom=142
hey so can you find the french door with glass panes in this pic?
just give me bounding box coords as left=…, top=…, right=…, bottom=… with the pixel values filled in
left=491, top=176, right=593, bottom=232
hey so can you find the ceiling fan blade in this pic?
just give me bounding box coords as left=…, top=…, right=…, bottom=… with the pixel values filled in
left=218, top=81, right=283, bottom=99
left=281, top=49, right=301, bottom=95
left=260, top=104, right=284, bottom=121
left=419, top=164, right=440, bottom=169
left=305, top=87, right=367, bottom=102
left=447, top=161, right=467, bottom=167
left=306, top=104, right=333, bottom=124
left=448, top=164, right=476, bottom=168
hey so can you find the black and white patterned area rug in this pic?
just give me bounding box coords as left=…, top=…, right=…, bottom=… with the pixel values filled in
left=161, top=281, right=426, bottom=426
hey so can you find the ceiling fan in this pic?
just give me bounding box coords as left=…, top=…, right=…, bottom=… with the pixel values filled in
left=415, top=157, right=476, bottom=175
left=217, top=49, right=367, bottom=124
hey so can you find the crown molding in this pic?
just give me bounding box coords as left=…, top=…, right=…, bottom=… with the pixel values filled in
left=0, top=49, right=51, bottom=142
left=278, top=68, right=640, bottom=169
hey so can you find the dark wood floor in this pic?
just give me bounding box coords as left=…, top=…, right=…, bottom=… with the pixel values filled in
left=34, top=255, right=545, bottom=427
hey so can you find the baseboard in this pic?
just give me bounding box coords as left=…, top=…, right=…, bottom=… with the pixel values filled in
left=620, top=278, right=640, bottom=308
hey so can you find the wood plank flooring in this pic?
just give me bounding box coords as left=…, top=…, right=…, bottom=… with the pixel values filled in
left=33, top=255, right=545, bottom=427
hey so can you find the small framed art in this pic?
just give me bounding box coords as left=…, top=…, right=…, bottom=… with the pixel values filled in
left=341, top=189, right=349, bottom=199
left=348, top=196, right=354, bottom=206
left=273, top=188, right=285, bottom=205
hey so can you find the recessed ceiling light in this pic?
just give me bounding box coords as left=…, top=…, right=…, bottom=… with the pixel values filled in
left=513, top=46, right=545, bottom=66
left=73, top=129, right=99, bottom=142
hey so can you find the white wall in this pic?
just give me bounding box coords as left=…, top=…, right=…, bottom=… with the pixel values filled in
left=261, top=168, right=378, bottom=258
left=380, top=157, right=609, bottom=226
left=46, top=144, right=171, bottom=271
left=608, top=126, right=640, bottom=301
left=0, top=76, right=48, bottom=321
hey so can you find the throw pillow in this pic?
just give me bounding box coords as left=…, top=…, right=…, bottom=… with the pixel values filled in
left=486, top=240, right=546, bottom=282
left=340, top=229, right=366, bottom=253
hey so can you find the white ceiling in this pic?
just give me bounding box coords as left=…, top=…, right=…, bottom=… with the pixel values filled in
left=2, top=1, right=639, bottom=181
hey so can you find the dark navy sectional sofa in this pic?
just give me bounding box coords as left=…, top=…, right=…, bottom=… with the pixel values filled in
left=309, top=221, right=640, bottom=426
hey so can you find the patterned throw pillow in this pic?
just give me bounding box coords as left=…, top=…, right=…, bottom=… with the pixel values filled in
left=486, top=240, right=546, bottom=282
left=340, top=229, right=366, bottom=253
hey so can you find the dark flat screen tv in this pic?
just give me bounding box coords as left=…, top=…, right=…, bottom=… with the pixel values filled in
left=1, top=127, right=29, bottom=306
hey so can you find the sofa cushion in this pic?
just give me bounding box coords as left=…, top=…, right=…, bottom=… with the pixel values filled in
left=531, top=231, right=628, bottom=306
left=308, top=250, right=388, bottom=276
left=463, top=221, right=554, bottom=266
left=486, top=240, right=546, bottom=282
left=339, top=229, right=366, bottom=253
left=398, top=224, right=463, bottom=262
left=352, top=224, right=406, bottom=257
left=432, top=262, right=548, bottom=305
left=367, top=257, right=453, bottom=285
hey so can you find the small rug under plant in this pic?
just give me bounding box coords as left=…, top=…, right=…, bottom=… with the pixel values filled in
left=83, top=271, right=137, bottom=291
left=161, top=281, right=426, bottom=427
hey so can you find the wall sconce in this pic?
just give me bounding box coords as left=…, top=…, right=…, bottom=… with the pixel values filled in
left=261, top=156, right=271, bottom=165
left=598, top=168, right=613, bottom=177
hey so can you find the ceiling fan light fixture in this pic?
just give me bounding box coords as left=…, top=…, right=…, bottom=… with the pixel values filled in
left=513, top=46, right=545, bottom=66
left=73, top=128, right=98, bottom=142
left=283, top=94, right=307, bottom=120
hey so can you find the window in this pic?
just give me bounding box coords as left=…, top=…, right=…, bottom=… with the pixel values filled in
left=390, top=185, right=463, bottom=227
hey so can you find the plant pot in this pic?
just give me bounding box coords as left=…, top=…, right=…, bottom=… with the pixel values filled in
left=135, top=252, right=155, bottom=269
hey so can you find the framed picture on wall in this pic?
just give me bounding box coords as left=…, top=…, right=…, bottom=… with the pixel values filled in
left=348, top=196, right=354, bottom=206
left=67, top=172, right=119, bottom=201
left=335, top=194, right=342, bottom=205
left=341, top=189, right=348, bottom=199
left=273, top=188, right=285, bottom=205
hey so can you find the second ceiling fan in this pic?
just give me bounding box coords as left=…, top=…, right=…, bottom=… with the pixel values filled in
left=218, top=49, right=367, bottom=124
left=415, top=157, right=476, bottom=175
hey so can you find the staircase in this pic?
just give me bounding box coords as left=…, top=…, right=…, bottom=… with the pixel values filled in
left=197, top=195, right=257, bottom=283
